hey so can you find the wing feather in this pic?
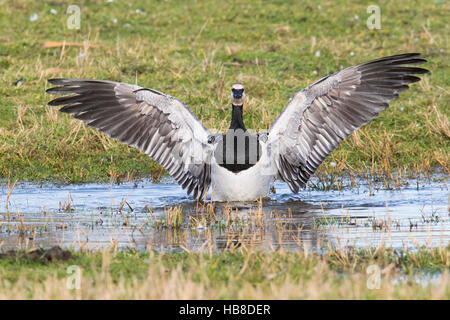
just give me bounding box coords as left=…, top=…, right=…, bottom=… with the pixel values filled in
left=268, top=53, right=429, bottom=192
left=47, top=79, right=213, bottom=200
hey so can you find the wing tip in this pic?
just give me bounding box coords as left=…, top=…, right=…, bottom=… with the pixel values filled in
left=48, top=78, right=70, bottom=85
left=47, top=99, right=60, bottom=106
left=46, top=78, right=74, bottom=95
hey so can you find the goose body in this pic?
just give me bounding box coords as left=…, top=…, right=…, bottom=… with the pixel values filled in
left=46, top=53, right=429, bottom=201
left=211, top=137, right=275, bottom=201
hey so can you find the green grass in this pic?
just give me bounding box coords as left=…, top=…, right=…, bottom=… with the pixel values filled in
left=0, top=0, right=448, bottom=183
left=0, top=246, right=448, bottom=299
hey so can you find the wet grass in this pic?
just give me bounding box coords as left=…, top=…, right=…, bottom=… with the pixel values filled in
left=0, top=245, right=448, bottom=299
left=0, top=0, right=448, bottom=183
left=1, top=179, right=448, bottom=254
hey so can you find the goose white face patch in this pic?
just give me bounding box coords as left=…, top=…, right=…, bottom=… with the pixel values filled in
left=232, top=83, right=244, bottom=91
left=231, top=83, right=246, bottom=106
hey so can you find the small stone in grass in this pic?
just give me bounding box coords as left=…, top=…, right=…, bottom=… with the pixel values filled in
left=29, top=13, right=38, bottom=22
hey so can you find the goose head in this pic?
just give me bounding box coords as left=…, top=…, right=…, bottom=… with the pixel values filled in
left=231, top=83, right=245, bottom=106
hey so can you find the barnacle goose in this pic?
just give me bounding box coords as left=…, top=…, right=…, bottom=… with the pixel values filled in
left=46, top=53, right=429, bottom=201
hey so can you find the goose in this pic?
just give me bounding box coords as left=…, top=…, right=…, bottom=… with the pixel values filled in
left=46, top=53, right=429, bottom=201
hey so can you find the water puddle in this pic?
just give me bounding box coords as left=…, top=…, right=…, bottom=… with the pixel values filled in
left=0, top=175, right=448, bottom=252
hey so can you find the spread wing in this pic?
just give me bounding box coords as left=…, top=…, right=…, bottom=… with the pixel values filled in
left=268, top=53, right=429, bottom=192
left=46, top=79, right=213, bottom=199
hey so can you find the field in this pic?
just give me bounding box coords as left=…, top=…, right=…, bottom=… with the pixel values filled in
left=0, top=0, right=449, bottom=301
left=0, top=0, right=448, bottom=182
left=0, top=246, right=449, bottom=299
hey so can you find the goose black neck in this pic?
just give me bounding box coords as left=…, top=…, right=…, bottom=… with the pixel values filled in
left=229, top=105, right=246, bottom=131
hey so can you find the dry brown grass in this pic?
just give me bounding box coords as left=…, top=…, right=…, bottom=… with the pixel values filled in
left=0, top=246, right=448, bottom=299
